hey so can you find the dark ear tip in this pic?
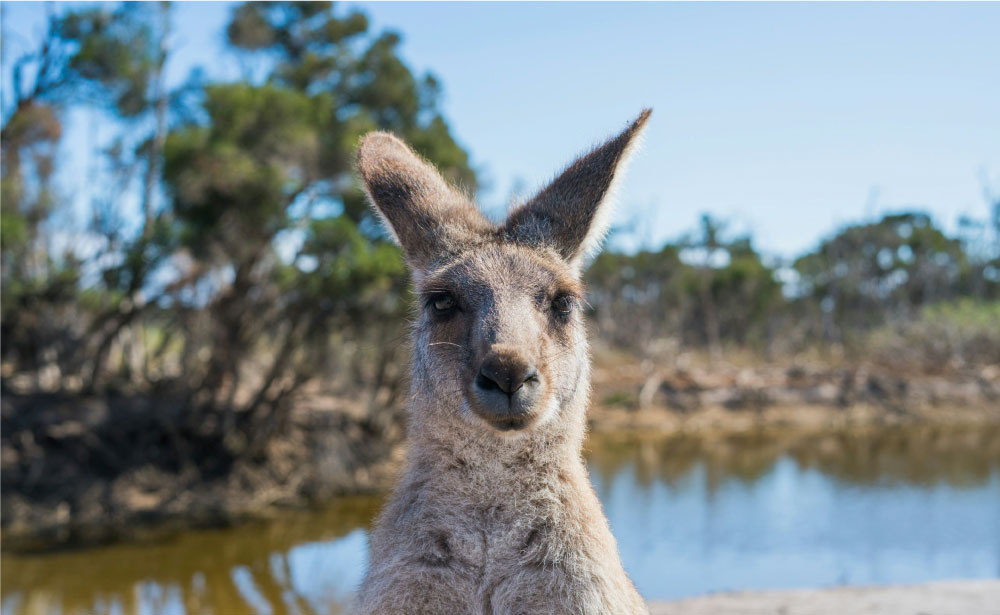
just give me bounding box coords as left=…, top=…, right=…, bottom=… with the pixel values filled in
left=631, top=108, right=653, bottom=131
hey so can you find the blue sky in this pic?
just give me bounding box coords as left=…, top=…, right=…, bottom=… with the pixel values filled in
left=4, top=1, right=999, bottom=257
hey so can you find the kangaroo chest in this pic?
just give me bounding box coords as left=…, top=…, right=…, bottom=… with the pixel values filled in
left=400, top=494, right=568, bottom=614
left=361, top=453, right=643, bottom=614
left=408, top=485, right=558, bottom=566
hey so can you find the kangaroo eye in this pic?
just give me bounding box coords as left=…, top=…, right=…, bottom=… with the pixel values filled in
left=552, top=294, right=574, bottom=315
left=430, top=293, right=456, bottom=314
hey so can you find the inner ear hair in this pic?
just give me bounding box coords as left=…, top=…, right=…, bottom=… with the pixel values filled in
left=356, top=132, right=494, bottom=271
left=504, top=109, right=651, bottom=269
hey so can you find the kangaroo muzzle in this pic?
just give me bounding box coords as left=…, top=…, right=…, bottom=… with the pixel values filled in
left=471, top=349, right=542, bottom=431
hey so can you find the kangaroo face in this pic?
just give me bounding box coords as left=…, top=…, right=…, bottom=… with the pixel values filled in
left=357, top=110, right=650, bottom=435
left=415, top=243, right=585, bottom=432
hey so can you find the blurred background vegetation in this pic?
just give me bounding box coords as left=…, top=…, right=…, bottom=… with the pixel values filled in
left=3, top=2, right=470, bottom=451
left=1, top=0, right=998, bottom=543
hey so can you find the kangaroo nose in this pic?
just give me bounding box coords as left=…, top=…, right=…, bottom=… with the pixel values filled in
left=476, top=354, right=538, bottom=396
left=471, top=350, right=543, bottom=430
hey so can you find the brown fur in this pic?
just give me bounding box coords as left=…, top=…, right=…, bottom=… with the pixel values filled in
left=356, top=111, right=652, bottom=614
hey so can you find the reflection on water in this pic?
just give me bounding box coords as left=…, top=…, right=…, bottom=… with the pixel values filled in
left=3, top=425, right=1000, bottom=614
left=588, top=426, right=1000, bottom=598
left=0, top=497, right=381, bottom=615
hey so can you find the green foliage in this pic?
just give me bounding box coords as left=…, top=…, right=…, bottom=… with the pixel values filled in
left=226, top=2, right=475, bottom=194
left=586, top=221, right=781, bottom=352
left=586, top=211, right=996, bottom=358
left=291, top=216, right=409, bottom=317
left=586, top=244, right=686, bottom=350
left=0, top=208, right=28, bottom=250
left=57, top=4, right=163, bottom=117
left=2, top=97, right=63, bottom=331
left=229, top=2, right=358, bottom=84
left=866, top=299, right=1000, bottom=372
left=923, top=299, right=1000, bottom=337
left=707, top=244, right=782, bottom=345
left=163, top=83, right=326, bottom=249
left=1, top=101, right=63, bottom=231
left=602, top=390, right=638, bottom=408
left=793, top=212, right=977, bottom=342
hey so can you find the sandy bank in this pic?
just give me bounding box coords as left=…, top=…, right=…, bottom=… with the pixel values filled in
left=648, top=579, right=1000, bottom=615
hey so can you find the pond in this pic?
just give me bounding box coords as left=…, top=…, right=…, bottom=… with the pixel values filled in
left=3, top=424, right=999, bottom=614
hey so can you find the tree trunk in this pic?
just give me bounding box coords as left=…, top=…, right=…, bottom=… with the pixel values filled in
left=699, top=269, right=721, bottom=362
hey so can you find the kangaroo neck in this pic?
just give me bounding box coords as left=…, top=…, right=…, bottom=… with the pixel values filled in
left=405, top=397, right=589, bottom=494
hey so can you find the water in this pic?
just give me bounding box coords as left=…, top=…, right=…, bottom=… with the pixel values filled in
left=3, top=425, right=999, bottom=614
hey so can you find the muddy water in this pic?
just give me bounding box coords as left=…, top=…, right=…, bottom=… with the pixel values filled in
left=3, top=425, right=999, bottom=614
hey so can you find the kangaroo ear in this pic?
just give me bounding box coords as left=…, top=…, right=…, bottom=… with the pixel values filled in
left=505, top=109, right=651, bottom=269
left=357, top=132, right=493, bottom=272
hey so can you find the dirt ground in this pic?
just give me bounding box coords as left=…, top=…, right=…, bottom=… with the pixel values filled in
left=588, top=350, right=1000, bottom=434
left=648, top=579, right=1000, bottom=615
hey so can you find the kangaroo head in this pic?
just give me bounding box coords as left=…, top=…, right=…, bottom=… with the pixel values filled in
left=357, top=111, right=650, bottom=436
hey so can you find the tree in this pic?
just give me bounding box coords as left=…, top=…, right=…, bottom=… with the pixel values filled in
left=1, top=1, right=478, bottom=454
left=586, top=243, right=688, bottom=353
left=58, top=2, right=173, bottom=235
left=1, top=10, right=75, bottom=376
left=40, top=3, right=182, bottom=390
left=681, top=214, right=726, bottom=359
left=585, top=215, right=781, bottom=356
left=794, top=212, right=969, bottom=342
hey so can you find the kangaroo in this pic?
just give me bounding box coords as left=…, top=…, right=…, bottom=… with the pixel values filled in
left=355, top=110, right=652, bottom=615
